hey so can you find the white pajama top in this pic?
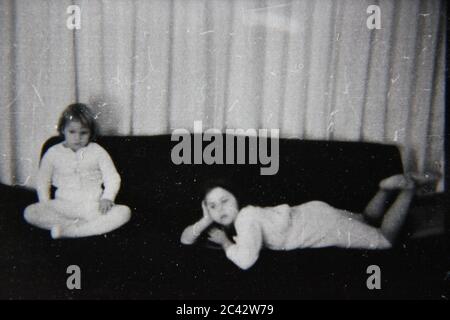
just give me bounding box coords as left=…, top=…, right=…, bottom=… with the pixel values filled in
left=36, top=142, right=121, bottom=202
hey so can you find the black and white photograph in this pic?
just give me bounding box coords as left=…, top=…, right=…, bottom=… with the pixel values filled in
left=0, top=0, right=448, bottom=302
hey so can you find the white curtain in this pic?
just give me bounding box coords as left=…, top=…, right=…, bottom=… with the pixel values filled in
left=0, top=0, right=446, bottom=190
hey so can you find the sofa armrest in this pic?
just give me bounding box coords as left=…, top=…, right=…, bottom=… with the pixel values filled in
left=0, top=183, right=37, bottom=220
left=406, top=192, right=447, bottom=239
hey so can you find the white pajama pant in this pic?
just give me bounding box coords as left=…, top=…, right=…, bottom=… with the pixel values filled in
left=284, top=201, right=391, bottom=250
left=24, top=187, right=131, bottom=235
left=49, top=187, right=109, bottom=221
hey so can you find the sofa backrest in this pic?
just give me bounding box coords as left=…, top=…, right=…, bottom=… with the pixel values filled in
left=42, top=135, right=403, bottom=214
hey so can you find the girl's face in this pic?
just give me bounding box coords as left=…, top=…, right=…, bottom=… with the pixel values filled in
left=204, top=187, right=239, bottom=226
left=63, top=121, right=91, bottom=152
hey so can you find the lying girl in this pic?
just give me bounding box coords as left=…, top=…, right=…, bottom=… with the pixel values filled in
left=24, top=103, right=131, bottom=238
left=181, top=174, right=433, bottom=270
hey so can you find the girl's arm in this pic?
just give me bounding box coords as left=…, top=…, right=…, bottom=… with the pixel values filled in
left=181, top=216, right=212, bottom=245
left=180, top=201, right=213, bottom=245
left=223, top=209, right=263, bottom=270
left=36, top=151, right=53, bottom=202
left=97, top=145, right=121, bottom=202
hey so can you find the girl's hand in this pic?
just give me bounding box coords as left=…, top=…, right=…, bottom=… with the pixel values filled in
left=201, top=200, right=213, bottom=224
left=180, top=203, right=214, bottom=245
left=99, top=199, right=114, bottom=214
left=208, top=228, right=231, bottom=248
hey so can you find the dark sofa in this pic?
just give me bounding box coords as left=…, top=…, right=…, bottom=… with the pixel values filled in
left=0, top=135, right=447, bottom=299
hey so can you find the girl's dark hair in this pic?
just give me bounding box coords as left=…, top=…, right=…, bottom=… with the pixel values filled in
left=57, top=103, right=98, bottom=141
left=202, top=178, right=240, bottom=207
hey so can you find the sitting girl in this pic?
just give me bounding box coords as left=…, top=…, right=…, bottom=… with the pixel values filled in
left=24, top=103, right=131, bottom=238
left=181, top=174, right=432, bottom=270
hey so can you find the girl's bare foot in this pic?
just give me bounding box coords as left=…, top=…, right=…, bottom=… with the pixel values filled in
left=51, top=225, right=62, bottom=239
left=379, top=174, right=415, bottom=190
left=408, top=172, right=441, bottom=186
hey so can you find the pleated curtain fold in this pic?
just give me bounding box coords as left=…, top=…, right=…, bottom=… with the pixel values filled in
left=0, top=0, right=446, bottom=190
